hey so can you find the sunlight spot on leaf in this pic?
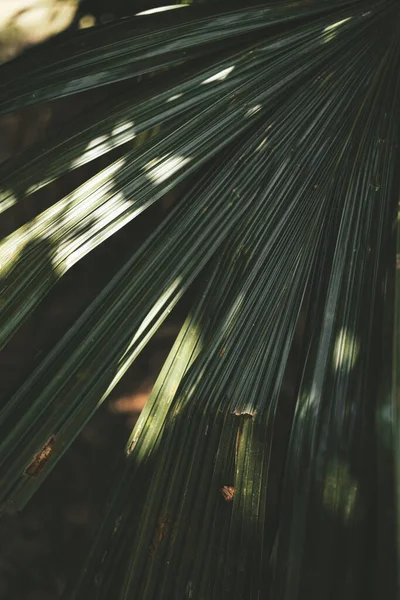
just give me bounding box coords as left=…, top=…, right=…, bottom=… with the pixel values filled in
left=323, top=17, right=352, bottom=33
left=111, top=120, right=135, bottom=136
left=322, top=17, right=352, bottom=43
left=0, top=190, right=17, bottom=214
left=70, top=139, right=112, bottom=168
left=323, top=33, right=335, bottom=43
left=220, top=293, right=245, bottom=334
left=186, top=581, right=194, bottom=598
left=0, top=223, right=33, bottom=276
left=54, top=191, right=132, bottom=272
left=245, top=104, right=262, bottom=118
left=26, top=178, right=53, bottom=195
left=201, top=66, right=235, bottom=85
left=70, top=124, right=136, bottom=168
left=256, top=137, right=268, bottom=152
left=136, top=5, right=189, bottom=16
left=0, top=157, right=127, bottom=278
left=102, top=277, right=183, bottom=407
left=134, top=278, right=182, bottom=343
left=166, top=94, right=184, bottom=103
left=376, top=403, right=394, bottom=451
left=79, top=14, right=96, bottom=29
left=296, top=388, right=319, bottom=424
left=333, top=328, right=360, bottom=373
left=323, top=459, right=358, bottom=522
left=87, top=135, right=108, bottom=149
left=144, top=154, right=192, bottom=184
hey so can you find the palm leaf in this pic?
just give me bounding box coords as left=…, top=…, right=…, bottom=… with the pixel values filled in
left=0, top=0, right=398, bottom=598
left=0, top=0, right=359, bottom=114
left=272, top=34, right=400, bottom=598
left=2, top=14, right=363, bottom=349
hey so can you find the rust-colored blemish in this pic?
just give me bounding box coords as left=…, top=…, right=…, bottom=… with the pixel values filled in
left=220, top=347, right=227, bottom=357
left=220, top=486, right=235, bottom=502
left=125, top=436, right=138, bottom=457
left=148, top=513, right=173, bottom=559
left=24, top=434, right=56, bottom=477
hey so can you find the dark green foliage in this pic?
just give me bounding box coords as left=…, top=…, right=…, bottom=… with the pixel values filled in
left=0, top=1, right=399, bottom=598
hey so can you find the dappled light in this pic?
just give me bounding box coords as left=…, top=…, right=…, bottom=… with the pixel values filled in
left=245, top=104, right=262, bottom=118
left=166, top=93, right=184, bottom=103
left=144, top=154, right=192, bottom=184
left=54, top=192, right=134, bottom=271
left=114, top=276, right=183, bottom=375
left=26, top=177, right=53, bottom=196
left=255, top=134, right=271, bottom=152
left=70, top=122, right=136, bottom=169
left=296, top=388, right=318, bottom=424
left=125, top=315, right=203, bottom=459
left=0, top=189, right=17, bottom=214
left=332, top=327, right=360, bottom=373
left=376, top=402, right=395, bottom=451
left=323, top=17, right=353, bottom=33
left=78, top=14, right=96, bottom=29
left=136, top=5, right=190, bottom=17
left=0, top=0, right=399, bottom=597
left=0, top=157, right=127, bottom=278
left=201, top=66, right=235, bottom=85
left=323, top=459, right=358, bottom=523
left=322, top=17, right=353, bottom=43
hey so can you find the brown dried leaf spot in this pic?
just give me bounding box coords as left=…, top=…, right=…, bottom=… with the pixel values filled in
left=233, top=408, right=256, bottom=418
left=220, top=486, right=235, bottom=502
left=148, top=513, right=173, bottom=559
left=24, top=434, right=56, bottom=477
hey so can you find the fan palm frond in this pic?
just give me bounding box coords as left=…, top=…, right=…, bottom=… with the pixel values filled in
left=0, top=1, right=398, bottom=598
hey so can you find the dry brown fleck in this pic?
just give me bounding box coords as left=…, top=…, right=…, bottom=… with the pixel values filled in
left=220, top=486, right=235, bottom=502
left=148, top=513, right=173, bottom=559
left=232, top=408, right=256, bottom=418
left=24, top=434, right=56, bottom=477
left=125, top=437, right=137, bottom=456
